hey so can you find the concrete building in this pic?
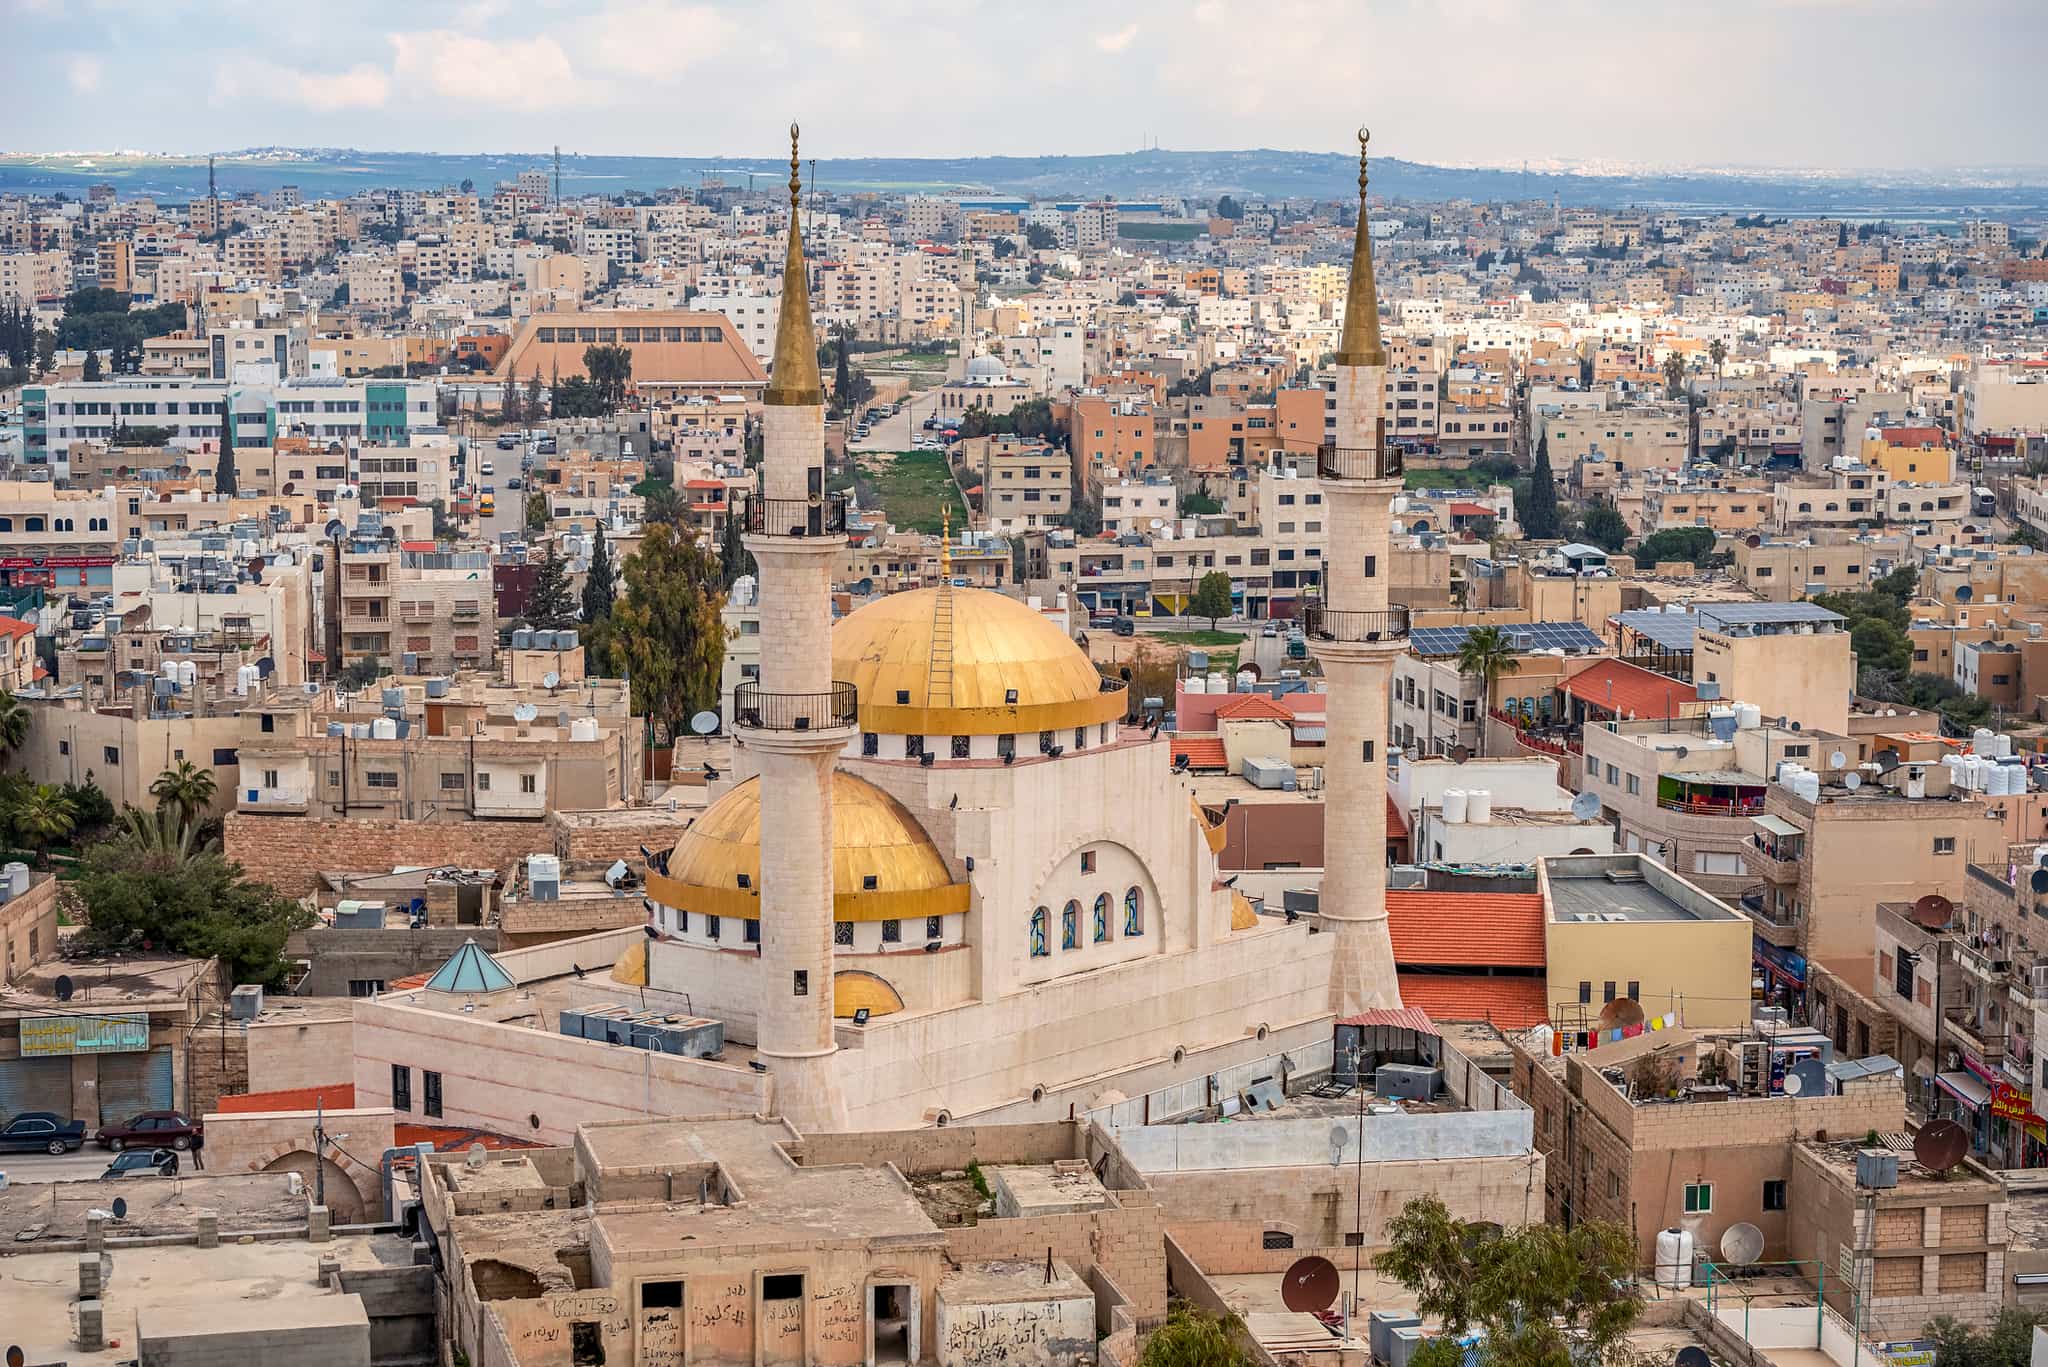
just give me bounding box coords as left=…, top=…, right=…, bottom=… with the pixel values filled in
left=0, top=952, right=217, bottom=1126
left=973, top=438, right=1072, bottom=534
left=1541, top=854, right=1754, bottom=1032
left=331, top=533, right=498, bottom=677
left=494, top=309, right=770, bottom=397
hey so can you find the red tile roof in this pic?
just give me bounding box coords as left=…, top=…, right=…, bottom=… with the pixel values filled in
left=1449, top=501, right=1494, bottom=517
left=1396, top=974, right=1549, bottom=1028
left=1166, top=735, right=1229, bottom=770
left=1386, top=797, right=1408, bottom=839
left=1215, top=692, right=1293, bottom=722
left=395, top=1123, right=544, bottom=1152
left=1560, top=659, right=1696, bottom=721
left=1335, top=1006, right=1441, bottom=1034
left=1386, top=891, right=1546, bottom=967
left=0, top=615, right=35, bottom=640
left=215, top=1084, right=356, bottom=1114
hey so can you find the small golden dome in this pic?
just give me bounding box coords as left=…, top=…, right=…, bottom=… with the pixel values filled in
left=832, top=587, right=1125, bottom=735
left=833, top=970, right=905, bottom=1019
left=651, top=772, right=967, bottom=923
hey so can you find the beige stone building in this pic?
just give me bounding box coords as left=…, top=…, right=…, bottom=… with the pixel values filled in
left=332, top=538, right=498, bottom=677
left=971, top=437, right=1072, bottom=534
left=1541, top=404, right=1689, bottom=477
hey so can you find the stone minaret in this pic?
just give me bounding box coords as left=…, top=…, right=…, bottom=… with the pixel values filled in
left=742, top=125, right=852, bottom=1131
left=1312, top=129, right=1404, bottom=1016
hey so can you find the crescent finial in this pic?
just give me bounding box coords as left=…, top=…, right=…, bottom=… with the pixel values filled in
left=1358, top=126, right=1370, bottom=150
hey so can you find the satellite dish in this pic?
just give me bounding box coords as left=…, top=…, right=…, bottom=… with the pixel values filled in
left=1956, top=585, right=1973, bottom=602
left=1449, top=743, right=1472, bottom=764
left=513, top=702, right=538, bottom=723
left=1876, top=751, right=1900, bottom=775
left=54, top=975, right=74, bottom=1002
left=1745, top=533, right=1762, bottom=548
left=1783, top=1058, right=1828, bottom=1097
left=1912, top=893, right=1955, bottom=929
left=2032, top=868, right=2048, bottom=895
left=1677, top=1347, right=1713, bottom=1367
left=1719, top=1221, right=1764, bottom=1265
left=1328, top=1123, right=1349, bottom=1167
left=1570, top=790, right=1603, bottom=821
left=542, top=671, right=561, bottom=690
left=324, top=518, right=346, bottom=539
left=1915, top=1119, right=1970, bottom=1171
left=1281, top=1256, right=1341, bottom=1314
left=1829, top=751, right=1848, bottom=769
left=1842, top=773, right=1861, bottom=791
left=603, top=860, right=629, bottom=889
left=689, top=711, right=719, bottom=736
left=465, top=1142, right=488, bottom=1171
left=111, top=1196, right=129, bottom=1221
left=1598, top=997, right=1645, bottom=1032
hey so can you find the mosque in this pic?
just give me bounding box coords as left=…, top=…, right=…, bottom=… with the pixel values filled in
left=642, top=127, right=1405, bottom=1132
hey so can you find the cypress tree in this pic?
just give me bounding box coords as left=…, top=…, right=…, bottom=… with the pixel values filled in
left=1521, top=434, right=1560, bottom=540
left=582, top=526, right=616, bottom=623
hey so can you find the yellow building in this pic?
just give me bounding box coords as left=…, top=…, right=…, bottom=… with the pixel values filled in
left=1541, top=854, right=1754, bottom=1031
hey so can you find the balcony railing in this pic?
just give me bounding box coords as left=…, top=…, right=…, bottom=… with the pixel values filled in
left=732, top=681, right=859, bottom=732
left=1301, top=604, right=1410, bottom=643
left=741, top=491, right=849, bottom=538
left=1317, top=441, right=1405, bottom=482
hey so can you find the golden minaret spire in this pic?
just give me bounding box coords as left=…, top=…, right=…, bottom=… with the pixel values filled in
left=1333, top=127, right=1387, bottom=369
left=764, top=122, right=825, bottom=407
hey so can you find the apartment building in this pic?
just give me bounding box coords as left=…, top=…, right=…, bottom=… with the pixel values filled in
left=1733, top=533, right=1907, bottom=601
left=209, top=320, right=311, bottom=381
left=95, top=238, right=132, bottom=294
left=1071, top=394, right=1156, bottom=485
left=357, top=440, right=457, bottom=509
left=1100, top=476, right=1176, bottom=537
left=333, top=540, right=498, bottom=677
left=0, top=248, right=70, bottom=306
left=1542, top=405, right=1688, bottom=475
left=0, top=485, right=127, bottom=593
left=495, top=309, right=768, bottom=396
left=971, top=438, right=1071, bottom=533
left=1438, top=405, right=1515, bottom=459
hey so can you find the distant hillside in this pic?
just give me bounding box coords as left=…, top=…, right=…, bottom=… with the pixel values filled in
left=4, top=146, right=2046, bottom=218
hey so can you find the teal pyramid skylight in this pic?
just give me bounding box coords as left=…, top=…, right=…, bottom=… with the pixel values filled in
left=424, top=938, right=515, bottom=994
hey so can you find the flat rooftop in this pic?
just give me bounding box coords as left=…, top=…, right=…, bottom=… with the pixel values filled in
left=0, top=952, right=212, bottom=1014
left=1800, top=1137, right=1991, bottom=1196
left=0, top=1172, right=311, bottom=1243
left=1545, top=855, right=1738, bottom=924
left=375, top=974, right=757, bottom=1067
left=3, top=1232, right=411, bottom=1367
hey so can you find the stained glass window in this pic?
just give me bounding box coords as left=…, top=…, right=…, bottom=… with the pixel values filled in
left=1029, top=906, right=1049, bottom=958
left=1062, top=901, right=1080, bottom=951
left=1124, top=886, right=1144, bottom=937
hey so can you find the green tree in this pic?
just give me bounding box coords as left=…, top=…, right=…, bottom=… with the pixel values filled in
left=34, top=328, right=56, bottom=378
left=0, top=690, right=28, bottom=764
left=606, top=523, right=728, bottom=741
left=720, top=504, right=752, bottom=589
left=214, top=430, right=238, bottom=497
left=834, top=325, right=854, bottom=406
left=1214, top=195, right=1244, bottom=220
left=1189, top=570, right=1234, bottom=628
left=528, top=544, right=576, bottom=629
left=1660, top=351, right=1684, bottom=399
left=526, top=490, right=549, bottom=531
left=582, top=343, right=633, bottom=412
left=552, top=375, right=606, bottom=418
left=61, top=779, right=116, bottom=836
left=13, top=783, right=75, bottom=866
left=1634, top=526, right=1717, bottom=568
left=1182, top=491, right=1222, bottom=516
left=1708, top=337, right=1728, bottom=380
left=525, top=370, right=545, bottom=424
left=582, top=525, right=617, bottom=622
left=1455, top=626, right=1521, bottom=754
left=1923, top=1307, right=2048, bottom=1367
left=1520, top=435, right=1561, bottom=539
left=1378, top=1194, right=1643, bottom=1367
left=149, top=759, right=218, bottom=829
left=1577, top=500, right=1628, bottom=553
left=1136, top=1305, right=1254, bottom=1367
left=501, top=373, right=521, bottom=426
left=1025, top=222, right=1059, bottom=251
left=82, top=349, right=103, bottom=381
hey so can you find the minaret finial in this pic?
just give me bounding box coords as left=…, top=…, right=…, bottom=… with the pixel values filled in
left=764, top=121, right=825, bottom=407
left=940, top=504, right=952, bottom=579
left=1333, top=124, right=1386, bottom=369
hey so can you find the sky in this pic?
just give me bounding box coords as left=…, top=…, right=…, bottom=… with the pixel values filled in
left=6, top=0, right=2044, bottom=171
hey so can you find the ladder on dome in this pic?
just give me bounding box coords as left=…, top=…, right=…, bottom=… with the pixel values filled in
left=927, top=510, right=957, bottom=709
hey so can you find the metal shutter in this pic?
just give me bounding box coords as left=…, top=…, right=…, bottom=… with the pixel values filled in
left=0, top=1056, right=75, bottom=1122
left=95, top=1048, right=173, bottom=1127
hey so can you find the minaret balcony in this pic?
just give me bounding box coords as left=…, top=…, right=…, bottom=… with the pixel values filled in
left=733, top=680, right=860, bottom=732
left=1317, top=441, right=1404, bottom=482
left=1301, top=604, right=1410, bottom=643
left=741, top=491, right=849, bottom=538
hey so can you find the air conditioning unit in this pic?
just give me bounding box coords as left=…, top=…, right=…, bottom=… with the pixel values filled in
left=1855, top=1148, right=1899, bottom=1189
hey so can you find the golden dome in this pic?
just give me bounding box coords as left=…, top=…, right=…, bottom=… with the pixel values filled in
left=832, top=970, right=904, bottom=1019
left=832, top=587, right=1125, bottom=735
left=649, top=772, right=967, bottom=923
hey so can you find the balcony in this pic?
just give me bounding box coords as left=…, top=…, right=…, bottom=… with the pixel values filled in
left=1301, top=604, right=1410, bottom=643
left=240, top=785, right=310, bottom=813
left=1317, top=440, right=1404, bottom=482
left=1744, top=832, right=1804, bottom=883
left=732, top=681, right=859, bottom=732
left=741, top=491, right=849, bottom=538
left=1737, top=882, right=1799, bottom=948
left=1942, top=1006, right=2003, bottom=1065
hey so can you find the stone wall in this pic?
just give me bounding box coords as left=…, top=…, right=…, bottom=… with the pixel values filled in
left=227, top=812, right=552, bottom=897
left=290, top=926, right=506, bottom=997
left=794, top=1122, right=1084, bottom=1174
left=199, top=1106, right=395, bottom=1224
left=945, top=1193, right=1169, bottom=1321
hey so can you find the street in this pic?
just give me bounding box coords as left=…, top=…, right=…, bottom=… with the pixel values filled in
left=848, top=388, right=942, bottom=454
left=0, top=1143, right=195, bottom=1183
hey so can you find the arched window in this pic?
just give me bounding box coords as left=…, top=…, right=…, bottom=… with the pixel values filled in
left=1061, top=900, right=1079, bottom=951
left=1092, top=893, right=1110, bottom=943
left=0, top=519, right=11, bottom=532
left=23, top=517, right=43, bottom=532
left=1029, top=907, right=1049, bottom=958
left=1797, top=503, right=1812, bottom=513
left=1124, top=886, right=1144, bottom=937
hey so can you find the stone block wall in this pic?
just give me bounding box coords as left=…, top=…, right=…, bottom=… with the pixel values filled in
left=227, top=812, right=551, bottom=897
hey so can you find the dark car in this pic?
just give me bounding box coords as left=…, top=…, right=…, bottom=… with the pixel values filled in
left=103, top=1147, right=179, bottom=1179
left=0, top=1111, right=88, bottom=1155
left=95, top=1110, right=203, bottom=1152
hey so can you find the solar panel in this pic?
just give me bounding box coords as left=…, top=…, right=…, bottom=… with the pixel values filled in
left=1409, top=621, right=1606, bottom=657
left=1697, top=601, right=1845, bottom=629
left=1613, top=610, right=1700, bottom=651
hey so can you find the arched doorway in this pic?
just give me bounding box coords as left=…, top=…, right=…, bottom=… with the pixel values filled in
left=260, top=1151, right=369, bottom=1223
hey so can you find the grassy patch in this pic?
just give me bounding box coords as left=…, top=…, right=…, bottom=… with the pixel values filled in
left=1146, top=630, right=1241, bottom=646
left=1403, top=468, right=1469, bottom=490
left=1118, top=222, right=1204, bottom=241
left=856, top=448, right=966, bottom=533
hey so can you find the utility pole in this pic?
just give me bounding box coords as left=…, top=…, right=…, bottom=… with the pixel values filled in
left=313, top=1095, right=326, bottom=1211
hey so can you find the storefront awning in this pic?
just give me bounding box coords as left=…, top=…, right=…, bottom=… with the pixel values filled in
left=1937, top=1070, right=1992, bottom=1109
left=1750, top=814, right=1802, bottom=837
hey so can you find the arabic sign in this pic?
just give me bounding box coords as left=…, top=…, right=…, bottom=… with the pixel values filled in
left=1878, top=1341, right=1934, bottom=1367
left=19, top=1013, right=150, bottom=1056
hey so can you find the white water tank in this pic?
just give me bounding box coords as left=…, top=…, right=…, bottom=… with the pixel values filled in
left=570, top=717, right=600, bottom=742
left=177, top=660, right=198, bottom=691
left=1, top=863, right=28, bottom=899
left=1974, top=728, right=1997, bottom=756
left=1655, top=1227, right=1695, bottom=1291
left=1236, top=671, right=1256, bottom=692
left=1797, top=770, right=1822, bottom=803
left=1467, top=789, right=1493, bottom=825
left=371, top=716, right=398, bottom=740
left=527, top=854, right=561, bottom=901
left=1184, top=676, right=1206, bottom=695
left=1997, top=734, right=2015, bottom=759
left=1736, top=703, right=1762, bottom=730
left=1442, top=789, right=1469, bottom=825
left=1208, top=672, right=1227, bottom=693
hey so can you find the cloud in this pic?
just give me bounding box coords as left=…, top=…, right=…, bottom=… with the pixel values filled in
left=389, top=29, right=579, bottom=106
left=211, top=57, right=391, bottom=111
left=1094, top=23, right=1139, bottom=53
left=586, top=2, right=737, bottom=78
left=65, top=54, right=103, bottom=93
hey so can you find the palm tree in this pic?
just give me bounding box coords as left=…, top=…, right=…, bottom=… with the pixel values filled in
left=1661, top=351, right=1686, bottom=400
left=14, top=783, right=75, bottom=868
left=1708, top=337, right=1728, bottom=382
left=0, top=690, right=27, bottom=765
left=149, top=759, right=217, bottom=827
left=115, top=803, right=219, bottom=871
left=1455, top=626, right=1522, bottom=756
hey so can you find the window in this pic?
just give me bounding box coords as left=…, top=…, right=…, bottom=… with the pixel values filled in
left=1608, top=1171, right=1620, bottom=1198
left=1763, top=1180, right=1787, bottom=1211
left=366, top=771, right=398, bottom=788
left=1628, top=981, right=1640, bottom=1001
left=440, top=772, right=465, bottom=790
left=1029, top=907, right=1049, bottom=957
left=475, top=772, right=490, bottom=791
left=391, top=1065, right=411, bottom=1112
left=744, top=919, right=760, bottom=944
left=1894, top=947, right=1916, bottom=999
left=349, top=979, right=384, bottom=997
left=951, top=734, right=971, bottom=759
left=881, top=919, right=901, bottom=943
left=1262, top=1231, right=1295, bottom=1250
left=1579, top=981, right=1593, bottom=1004
left=1934, top=837, right=1955, bottom=855
left=520, top=774, right=537, bottom=794
left=1683, top=1183, right=1712, bottom=1214
left=1124, top=886, right=1143, bottom=936
left=641, top=1280, right=683, bottom=1310
left=570, top=1321, right=604, bottom=1366
left=707, top=914, right=720, bottom=941
left=906, top=734, right=924, bottom=759
left=1626, top=775, right=1640, bottom=796
left=763, top=1274, right=803, bottom=1300
left=1061, top=902, right=1079, bottom=950
left=1604, top=981, right=1617, bottom=1003
left=1080, top=850, right=1095, bottom=874
left=861, top=732, right=878, bottom=756
left=103, top=746, right=120, bottom=765
left=834, top=921, right=853, bottom=946
left=422, top=1070, right=442, bottom=1118
left=212, top=747, right=238, bottom=766
left=926, top=915, right=943, bottom=940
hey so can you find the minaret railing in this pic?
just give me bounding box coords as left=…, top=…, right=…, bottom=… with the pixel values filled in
left=1316, top=440, right=1405, bottom=482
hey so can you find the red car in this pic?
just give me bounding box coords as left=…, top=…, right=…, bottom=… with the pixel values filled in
left=95, top=1110, right=203, bottom=1152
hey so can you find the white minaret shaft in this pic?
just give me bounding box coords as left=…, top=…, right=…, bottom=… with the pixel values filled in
left=1313, top=129, right=1404, bottom=1017
left=742, top=124, right=851, bottom=1132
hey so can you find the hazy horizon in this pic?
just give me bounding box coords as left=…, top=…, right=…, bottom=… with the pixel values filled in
left=7, top=0, right=2044, bottom=171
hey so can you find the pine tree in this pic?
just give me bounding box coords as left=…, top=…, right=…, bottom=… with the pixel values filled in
left=215, top=401, right=237, bottom=496
left=82, top=350, right=102, bottom=382
left=582, top=526, right=616, bottom=623
left=529, top=545, right=576, bottom=630
left=1521, top=434, right=1560, bottom=539
left=834, top=326, right=852, bottom=408
left=501, top=373, right=520, bottom=426
left=525, top=370, right=544, bottom=426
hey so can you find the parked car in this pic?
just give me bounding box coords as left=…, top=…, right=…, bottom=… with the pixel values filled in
left=480, top=460, right=494, bottom=477
left=1113, top=616, right=1137, bottom=637
left=95, top=1110, right=203, bottom=1152
left=495, top=433, right=518, bottom=450
left=506, top=477, right=522, bottom=490
left=102, top=1148, right=179, bottom=1179
left=0, top=1111, right=88, bottom=1154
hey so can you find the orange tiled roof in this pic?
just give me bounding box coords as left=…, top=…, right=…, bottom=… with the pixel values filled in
left=1397, top=974, right=1549, bottom=1028
left=1386, top=891, right=1546, bottom=968
left=215, top=1084, right=356, bottom=1113
left=1166, top=735, right=1229, bottom=770
left=1386, top=797, right=1408, bottom=839
left=395, top=1123, right=544, bottom=1152
left=1560, top=659, right=1696, bottom=721
left=0, top=615, right=35, bottom=639
left=1215, top=692, right=1294, bottom=722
